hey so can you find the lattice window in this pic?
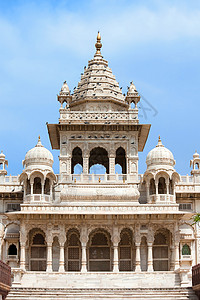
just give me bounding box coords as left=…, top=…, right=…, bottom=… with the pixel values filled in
left=88, top=231, right=111, bottom=272
left=153, top=232, right=169, bottom=271
left=182, top=244, right=191, bottom=255
left=30, top=233, right=46, bottom=271
left=66, top=232, right=81, bottom=271
left=119, top=230, right=132, bottom=271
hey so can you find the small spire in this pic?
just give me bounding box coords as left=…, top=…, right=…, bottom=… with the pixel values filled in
left=95, top=31, right=102, bottom=55
left=156, top=135, right=164, bottom=147
left=36, top=136, right=43, bottom=147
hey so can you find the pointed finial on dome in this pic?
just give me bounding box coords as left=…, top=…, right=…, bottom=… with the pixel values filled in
left=193, top=150, right=199, bottom=159
left=156, top=135, right=164, bottom=147
left=95, top=31, right=102, bottom=56
left=36, top=136, right=43, bottom=147
left=0, top=150, right=5, bottom=158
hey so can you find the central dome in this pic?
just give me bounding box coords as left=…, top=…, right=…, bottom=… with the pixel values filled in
left=23, top=136, right=53, bottom=169
left=146, top=137, right=175, bottom=169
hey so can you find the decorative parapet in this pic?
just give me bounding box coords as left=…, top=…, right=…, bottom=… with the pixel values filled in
left=58, top=173, right=137, bottom=184
left=20, top=203, right=181, bottom=215
left=59, top=110, right=138, bottom=125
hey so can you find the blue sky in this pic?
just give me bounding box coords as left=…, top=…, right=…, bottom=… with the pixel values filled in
left=0, top=0, right=200, bottom=176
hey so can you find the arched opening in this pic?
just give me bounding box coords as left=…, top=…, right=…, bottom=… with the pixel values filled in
left=158, top=177, right=166, bottom=194
left=33, top=177, right=42, bottom=194
left=115, top=164, right=122, bottom=174
left=182, top=244, right=191, bottom=255
left=89, top=164, right=106, bottom=174
left=195, top=162, right=199, bottom=170
left=149, top=178, right=156, bottom=195
left=26, top=179, right=31, bottom=195
left=65, top=230, right=81, bottom=271
left=52, top=237, right=60, bottom=272
left=153, top=230, right=170, bottom=271
left=89, top=147, right=109, bottom=174
left=140, top=236, right=148, bottom=271
left=88, top=230, right=112, bottom=271
left=8, top=244, right=17, bottom=255
left=119, top=229, right=133, bottom=271
left=30, top=232, right=46, bottom=271
left=71, top=147, right=83, bottom=174
left=44, top=178, right=50, bottom=195
left=73, top=163, right=83, bottom=174
left=115, top=147, right=126, bottom=174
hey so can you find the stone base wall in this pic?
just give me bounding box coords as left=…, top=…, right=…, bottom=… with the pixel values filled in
left=14, top=271, right=181, bottom=289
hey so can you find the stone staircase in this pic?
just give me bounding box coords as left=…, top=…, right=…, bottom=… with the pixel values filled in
left=6, top=287, right=198, bottom=300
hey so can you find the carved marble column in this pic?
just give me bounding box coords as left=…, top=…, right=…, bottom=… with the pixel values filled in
left=66, top=155, right=71, bottom=174
left=20, top=223, right=27, bottom=270
left=41, top=181, right=44, bottom=195
left=147, top=227, right=154, bottom=272
left=46, top=240, right=53, bottom=272
left=146, top=182, right=150, bottom=203
left=109, top=155, right=115, bottom=175
left=20, top=243, right=26, bottom=270
left=135, top=225, right=141, bottom=272
left=170, top=245, right=175, bottom=271
left=174, top=229, right=180, bottom=270
left=83, top=156, right=89, bottom=174
left=30, top=183, right=33, bottom=195
left=147, top=243, right=153, bottom=272
left=155, top=183, right=158, bottom=202
left=59, top=234, right=66, bottom=272
left=112, top=226, right=120, bottom=272
left=80, top=225, right=88, bottom=272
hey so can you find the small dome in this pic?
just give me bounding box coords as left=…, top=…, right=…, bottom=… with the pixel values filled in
left=24, top=136, right=53, bottom=168
left=146, top=136, right=175, bottom=169
left=0, top=150, right=5, bottom=159
left=193, top=151, right=199, bottom=159
left=128, top=81, right=137, bottom=94
left=59, top=81, right=70, bottom=96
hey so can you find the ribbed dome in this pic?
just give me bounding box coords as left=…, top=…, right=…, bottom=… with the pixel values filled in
left=24, top=137, right=53, bottom=168
left=146, top=137, right=175, bottom=169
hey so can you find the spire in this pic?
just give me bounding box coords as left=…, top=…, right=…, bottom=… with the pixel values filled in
left=156, top=135, right=164, bottom=147
left=95, top=31, right=102, bottom=56
left=36, top=136, right=43, bottom=147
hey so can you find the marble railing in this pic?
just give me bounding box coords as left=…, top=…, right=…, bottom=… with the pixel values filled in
left=58, top=173, right=137, bottom=184
left=24, top=194, right=51, bottom=203
left=59, top=110, right=138, bottom=124
left=149, top=194, right=175, bottom=203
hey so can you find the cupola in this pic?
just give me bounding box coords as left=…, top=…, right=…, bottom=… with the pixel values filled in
left=23, top=136, right=53, bottom=171
left=146, top=136, right=175, bottom=171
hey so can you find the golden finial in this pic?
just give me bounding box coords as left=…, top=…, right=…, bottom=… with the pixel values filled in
left=95, top=31, right=102, bottom=55
left=156, top=135, right=163, bottom=147
left=38, top=135, right=40, bottom=140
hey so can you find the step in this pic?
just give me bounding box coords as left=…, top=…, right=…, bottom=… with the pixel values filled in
left=7, top=288, right=199, bottom=300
